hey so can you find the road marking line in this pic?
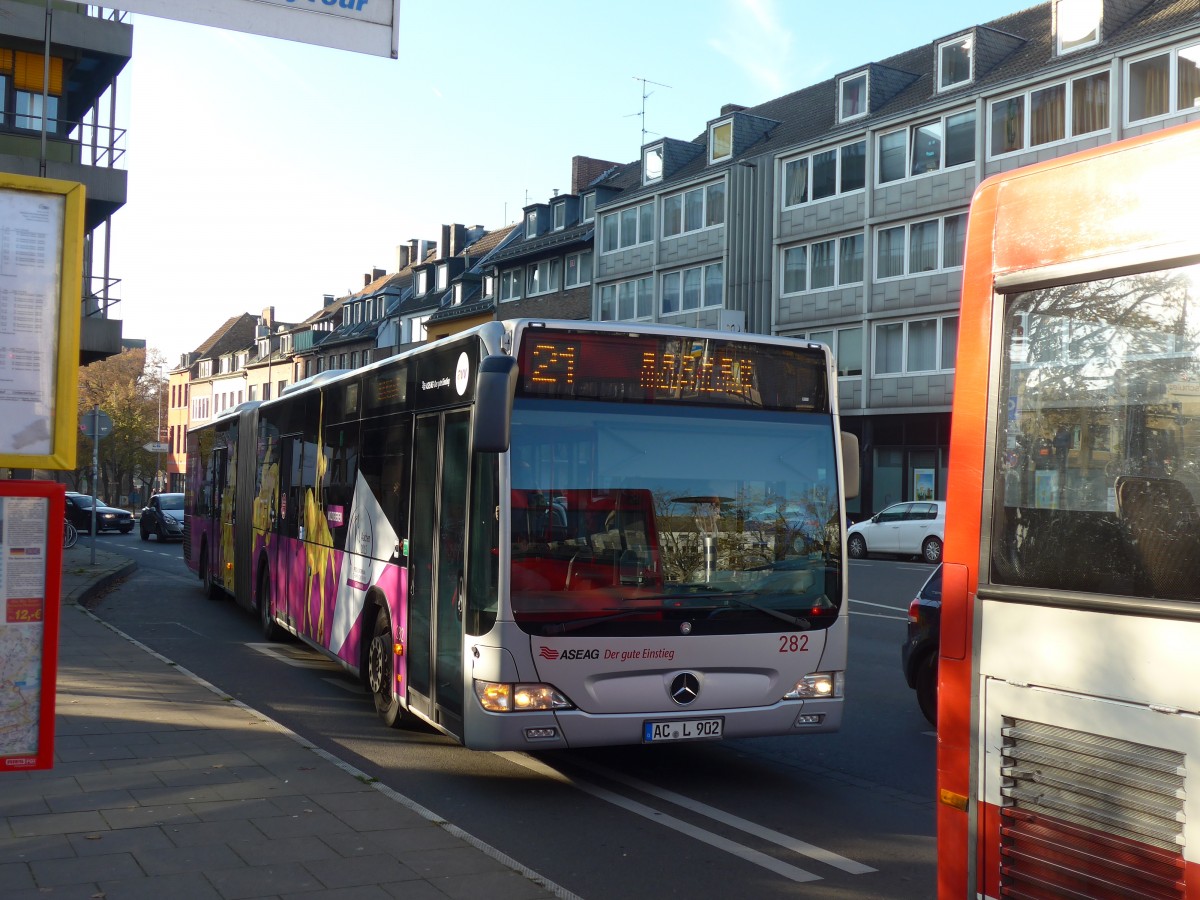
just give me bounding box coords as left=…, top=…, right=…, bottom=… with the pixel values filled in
left=566, top=757, right=876, bottom=875
left=497, top=752, right=822, bottom=883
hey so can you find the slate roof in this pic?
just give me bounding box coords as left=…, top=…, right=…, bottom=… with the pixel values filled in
left=601, top=0, right=1200, bottom=206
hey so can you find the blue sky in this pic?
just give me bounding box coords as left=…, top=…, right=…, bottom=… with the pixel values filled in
left=114, top=0, right=1025, bottom=367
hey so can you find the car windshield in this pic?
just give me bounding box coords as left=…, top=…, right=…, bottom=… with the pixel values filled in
left=157, top=494, right=184, bottom=511
left=507, top=400, right=844, bottom=637
left=71, top=496, right=107, bottom=508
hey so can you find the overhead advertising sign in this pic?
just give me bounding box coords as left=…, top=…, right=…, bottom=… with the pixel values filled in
left=107, top=0, right=401, bottom=59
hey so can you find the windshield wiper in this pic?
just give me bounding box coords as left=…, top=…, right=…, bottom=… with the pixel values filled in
left=540, top=605, right=673, bottom=635
left=709, top=593, right=810, bottom=629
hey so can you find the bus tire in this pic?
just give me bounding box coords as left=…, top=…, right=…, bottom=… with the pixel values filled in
left=367, top=606, right=403, bottom=728
left=199, top=544, right=219, bottom=601
left=258, top=565, right=283, bottom=642
left=916, top=652, right=938, bottom=726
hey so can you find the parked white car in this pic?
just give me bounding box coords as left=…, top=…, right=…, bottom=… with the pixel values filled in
left=846, top=500, right=945, bottom=563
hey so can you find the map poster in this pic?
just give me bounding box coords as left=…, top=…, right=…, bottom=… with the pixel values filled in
left=0, top=482, right=64, bottom=772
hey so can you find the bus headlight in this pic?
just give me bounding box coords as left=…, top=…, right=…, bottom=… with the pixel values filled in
left=474, top=680, right=573, bottom=712
left=783, top=671, right=844, bottom=700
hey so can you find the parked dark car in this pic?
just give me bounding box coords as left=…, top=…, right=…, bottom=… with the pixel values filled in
left=901, top=563, right=942, bottom=725
left=140, top=492, right=184, bottom=542
left=64, top=493, right=134, bottom=534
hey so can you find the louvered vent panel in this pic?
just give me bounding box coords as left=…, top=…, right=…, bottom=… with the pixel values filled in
left=999, top=717, right=1186, bottom=900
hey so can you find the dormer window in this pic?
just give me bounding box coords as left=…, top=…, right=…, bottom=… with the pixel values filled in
left=453, top=283, right=464, bottom=306
left=437, top=263, right=449, bottom=291
left=416, top=269, right=429, bottom=295
left=709, top=119, right=733, bottom=164
left=525, top=211, right=537, bottom=239
left=938, top=36, right=973, bottom=91
left=484, top=273, right=496, bottom=298
left=1057, top=0, right=1101, bottom=55
left=839, top=72, right=868, bottom=122
left=582, top=193, right=596, bottom=223
left=553, top=203, right=566, bottom=231
left=643, top=144, right=664, bottom=185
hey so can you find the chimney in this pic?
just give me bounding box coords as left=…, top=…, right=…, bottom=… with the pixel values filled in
left=396, top=244, right=410, bottom=270
left=408, top=238, right=419, bottom=264
left=323, top=294, right=335, bottom=307
left=372, top=267, right=386, bottom=281
left=261, top=306, right=275, bottom=328
left=572, top=155, right=621, bottom=194
left=417, top=239, right=436, bottom=261
left=720, top=103, right=747, bottom=115
left=448, top=224, right=467, bottom=257
left=363, top=273, right=372, bottom=287
left=441, top=224, right=451, bottom=260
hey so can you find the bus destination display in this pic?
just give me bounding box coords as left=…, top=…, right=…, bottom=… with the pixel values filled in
left=517, top=328, right=828, bottom=412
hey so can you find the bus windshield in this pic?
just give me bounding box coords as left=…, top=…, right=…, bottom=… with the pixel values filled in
left=508, top=400, right=843, bottom=637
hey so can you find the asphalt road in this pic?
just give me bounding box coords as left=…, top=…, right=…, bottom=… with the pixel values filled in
left=94, top=529, right=939, bottom=899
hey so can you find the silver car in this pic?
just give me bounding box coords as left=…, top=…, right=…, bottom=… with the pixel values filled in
left=140, top=492, right=185, bottom=542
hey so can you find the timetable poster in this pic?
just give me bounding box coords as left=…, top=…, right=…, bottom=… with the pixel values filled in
left=0, top=494, right=59, bottom=771
left=0, top=188, right=64, bottom=457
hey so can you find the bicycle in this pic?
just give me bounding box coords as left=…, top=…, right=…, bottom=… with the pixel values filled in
left=63, top=519, right=78, bottom=549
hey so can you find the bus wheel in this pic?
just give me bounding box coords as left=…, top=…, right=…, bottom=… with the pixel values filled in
left=916, top=653, right=938, bottom=726
left=367, top=607, right=403, bottom=728
left=258, top=566, right=282, bottom=642
left=200, top=544, right=219, bottom=600
left=847, top=534, right=868, bottom=559
left=922, top=536, right=943, bottom=564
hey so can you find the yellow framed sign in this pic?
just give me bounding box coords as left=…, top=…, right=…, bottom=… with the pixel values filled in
left=0, top=174, right=84, bottom=470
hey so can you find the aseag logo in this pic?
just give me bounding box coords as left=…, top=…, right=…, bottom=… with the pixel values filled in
left=539, top=646, right=599, bottom=661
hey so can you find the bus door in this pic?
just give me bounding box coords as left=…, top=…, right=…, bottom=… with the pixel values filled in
left=408, top=410, right=471, bottom=735
left=276, top=433, right=304, bottom=630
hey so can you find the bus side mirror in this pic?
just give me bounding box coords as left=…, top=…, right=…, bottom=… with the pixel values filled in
left=841, top=432, right=860, bottom=500
left=473, top=354, right=518, bottom=453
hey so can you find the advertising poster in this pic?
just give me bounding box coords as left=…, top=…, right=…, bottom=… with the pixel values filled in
left=0, top=484, right=63, bottom=772
left=913, top=468, right=935, bottom=501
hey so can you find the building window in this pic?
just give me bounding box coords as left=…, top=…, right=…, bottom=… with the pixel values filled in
left=484, top=274, right=496, bottom=298
left=875, top=214, right=967, bottom=279
left=582, top=193, right=596, bottom=223
left=839, top=71, right=868, bottom=121
left=565, top=251, right=592, bottom=288
left=598, top=276, right=654, bottom=322
left=553, top=203, right=566, bottom=231
left=990, top=70, right=1110, bottom=155
left=937, top=36, right=973, bottom=91
left=643, top=145, right=664, bottom=185
left=525, top=211, right=537, bottom=239
left=499, top=269, right=522, bottom=302
left=662, top=181, right=726, bottom=238
left=415, top=269, right=429, bottom=295
left=437, top=264, right=449, bottom=291
left=806, top=326, right=864, bottom=377
left=199, top=360, right=212, bottom=378
left=1126, top=43, right=1200, bottom=124
left=599, top=201, right=654, bottom=253
left=782, top=234, right=864, bottom=294
left=363, top=350, right=371, bottom=366
left=709, top=119, right=733, bottom=164
left=1057, top=0, right=1101, bottom=55
left=874, top=316, right=959, bottom=376
left=526, top=259, right=561, bottom=296
left=878, top=110, right=975, bottom=184
left=782, top=140, right=866, bottom=207
left=404, top=314, right=429, bottom=343
left=661, top=263, right=723, bottom=315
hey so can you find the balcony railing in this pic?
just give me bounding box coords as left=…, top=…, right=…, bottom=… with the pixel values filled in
left=0, top=115, right=127, bottom=170
left=85, top=275, right=121, bottom=318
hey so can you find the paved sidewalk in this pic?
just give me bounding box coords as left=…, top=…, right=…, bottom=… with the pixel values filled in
left=1, top=545, right=567, bottom=900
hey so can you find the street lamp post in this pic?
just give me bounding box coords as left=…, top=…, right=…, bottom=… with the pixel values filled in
left=156, top=364, right=163, bottom=494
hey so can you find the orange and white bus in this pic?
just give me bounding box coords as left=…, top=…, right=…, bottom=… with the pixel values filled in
left=939, top=120, right=1200, bottom=897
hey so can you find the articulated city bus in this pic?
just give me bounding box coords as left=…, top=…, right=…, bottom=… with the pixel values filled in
left=939, top=120, right=1200, bottom=897
left=185, top=319, right=860, bottom=750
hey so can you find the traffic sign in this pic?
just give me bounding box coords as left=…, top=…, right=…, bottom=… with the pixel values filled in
left=79, top=409, right=113, bottom=440
left=143, top=442, right=169, bottom=453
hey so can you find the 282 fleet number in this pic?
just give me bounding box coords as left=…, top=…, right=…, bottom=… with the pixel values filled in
left=779, top=634, right=809, bottom=652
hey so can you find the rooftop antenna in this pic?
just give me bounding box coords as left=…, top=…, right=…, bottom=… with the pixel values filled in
left=628, top=76, right=672, bottom=147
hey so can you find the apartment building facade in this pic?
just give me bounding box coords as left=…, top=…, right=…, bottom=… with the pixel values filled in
left=0, top=1, right=129, bottom=363
left=590, top=0, right=1200, bottom=516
